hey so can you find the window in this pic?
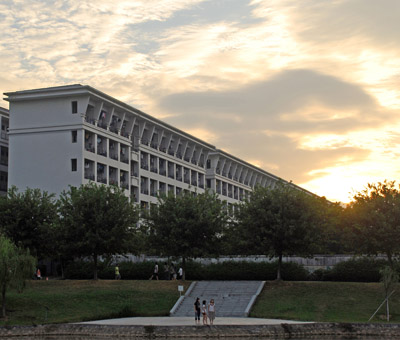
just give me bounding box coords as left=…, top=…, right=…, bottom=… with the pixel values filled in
left=71, top=101, right=78, bottom=114
left=71, top=130, right=77, bottom=143
left=71, top=159, right=77, bottom=172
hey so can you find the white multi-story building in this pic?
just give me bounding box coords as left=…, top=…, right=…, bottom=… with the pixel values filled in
left=0, top=107, right=9, bottom=196
left=4, top=84, right=312, bottom=207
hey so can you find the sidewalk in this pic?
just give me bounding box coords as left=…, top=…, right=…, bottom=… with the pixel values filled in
left=81, top=316, right=309, bottom=326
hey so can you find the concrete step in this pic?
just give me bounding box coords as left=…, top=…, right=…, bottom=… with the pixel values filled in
left=171, top=281, right=265, bottom=317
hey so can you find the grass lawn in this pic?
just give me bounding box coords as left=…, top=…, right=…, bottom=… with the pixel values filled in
left=0, top=280, right=191, bottom=326
left=251, top=281, right=400, bottom=323
left=2, top=280, right=399, bottom=326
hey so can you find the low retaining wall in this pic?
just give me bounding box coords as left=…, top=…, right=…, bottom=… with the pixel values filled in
left=2, top=323, right=400, bottom=338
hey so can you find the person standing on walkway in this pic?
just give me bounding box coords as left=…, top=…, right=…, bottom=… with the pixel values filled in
left=194, top=297, right=201, bottom=324
left=208, top=299, right=215, bottom=325
left=202, top=300, right=208, bottom=325
left=149, top=262, right=159, bottom=280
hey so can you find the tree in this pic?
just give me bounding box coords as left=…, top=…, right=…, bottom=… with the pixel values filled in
left=236, top=183, right=326, bottom=280
left=0, top=187, right=58, bottom=260
left=58, top=183, right=139, bottom=280
left=0, top=235, right=36, bottom=318
left=346, top=180, right=400, bottom=267
left=142, top=190, right=228, bottom=280
left=380, top=266, right=398, bottom=322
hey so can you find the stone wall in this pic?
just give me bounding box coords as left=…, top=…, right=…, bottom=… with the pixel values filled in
left=2, top=323, right=400, bottom=338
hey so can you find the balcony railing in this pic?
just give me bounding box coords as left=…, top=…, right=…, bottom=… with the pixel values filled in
left=85, top=173, right=95, bottom=181
left=85, top=145, right=95, bottom=153
left=97, top=176, right=107, bottom=184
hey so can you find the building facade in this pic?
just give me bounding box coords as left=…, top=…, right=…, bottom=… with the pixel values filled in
left=4, top=84, right=311, bottom=208
left=0, top=107, right=9, bottom=195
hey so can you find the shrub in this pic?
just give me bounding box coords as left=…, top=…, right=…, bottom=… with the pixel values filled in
left=64, top=260, right=156, bottom=280
left=64, top=259, right=309, bottom=281
left=185, top=260, right=308, bottom=281
left=321, top=257, right=388, bottom=282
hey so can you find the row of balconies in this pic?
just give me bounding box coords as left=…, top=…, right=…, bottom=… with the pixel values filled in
left=140, top=135, right=205, bottom=168
left=84, top=105, right=263, bottom=189
left=139, top=179, right=191, bottom=197
left=84, top=159, right=129, bottom=190
left=84, top=131, right=129, bottom=164
left=85, top=106, right=130, bottom=139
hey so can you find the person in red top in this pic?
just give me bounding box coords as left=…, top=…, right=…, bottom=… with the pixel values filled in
left=36, top=268, right=42, bottom=280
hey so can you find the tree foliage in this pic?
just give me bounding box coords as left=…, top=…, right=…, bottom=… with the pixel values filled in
left=58, top=183, right=139, bottom=279
left=236, top=183, right=328, bottom=280
left=142, top=190, right=228, bottom=279
left=0, top=235, right=36, bottom=318
left=0, top=186, right=58, bottom=259
left=346, top=180, right=400, bottom=267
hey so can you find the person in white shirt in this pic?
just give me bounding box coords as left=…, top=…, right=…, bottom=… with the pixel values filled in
left=208, top=299, right=215, bottom=325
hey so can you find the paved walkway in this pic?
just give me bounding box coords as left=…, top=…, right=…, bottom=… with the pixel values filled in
left=82, top=316, right=309, bottom=326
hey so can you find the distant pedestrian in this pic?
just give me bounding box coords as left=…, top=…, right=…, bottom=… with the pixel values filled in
left=208, top=299, right=215, bottom=325
left=149, top=262, right=159, bottom=280
left=163, top=262, right=170, bottom=280
left=36, top=268, right=42, bottom=280
left=194, top=297, right=201, bottom=324
left=202, top=300, right=208, bottom=325
left=178, top=267, right=183, bottom=280
left=170, top=263, right=177, bottom=280
left=115, top=264, right=121, bottom=280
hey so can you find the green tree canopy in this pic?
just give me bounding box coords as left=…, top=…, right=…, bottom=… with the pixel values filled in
left=0, top=187, right=58, bottom=259
left=142, top=190, right=228, bottom=279
left=236, top=183, right=327, bottom=280
left=346, top=180, right=400, bottom=267
left=0, top=235, right=36, bottom=318
left=58, top=183, right=139, bottom=280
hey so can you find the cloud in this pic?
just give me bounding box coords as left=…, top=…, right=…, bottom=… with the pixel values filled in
left=160, top=69, right=388, bottom=133
left=158, top=68, right=390, bottom=184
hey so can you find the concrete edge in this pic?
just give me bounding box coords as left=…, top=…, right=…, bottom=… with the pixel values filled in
left=169, top=281, right=197, bottom=316
left=3, top=322, right=400, bottom=338
left=169, top=296, right=184, bottom=316
left=184, top=281, right=197, bottom=297
left=244, top=281, right=266, bottom=317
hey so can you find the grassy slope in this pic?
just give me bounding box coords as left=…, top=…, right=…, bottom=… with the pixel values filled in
left=251, top=281, right=400, bottom=323
left=1, top=280, right=191, bottom=326
left=2, top=280, right=399, bottom=326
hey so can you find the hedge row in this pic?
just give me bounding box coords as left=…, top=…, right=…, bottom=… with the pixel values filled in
left=312, top=257, right=391, bottom=282
left=63, top=257, right=396, bottom=282
left=64, top=260, right=309, bottom=281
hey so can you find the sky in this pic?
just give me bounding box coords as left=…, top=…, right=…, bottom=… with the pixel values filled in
left=1, top=0, right=400, bottom=203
